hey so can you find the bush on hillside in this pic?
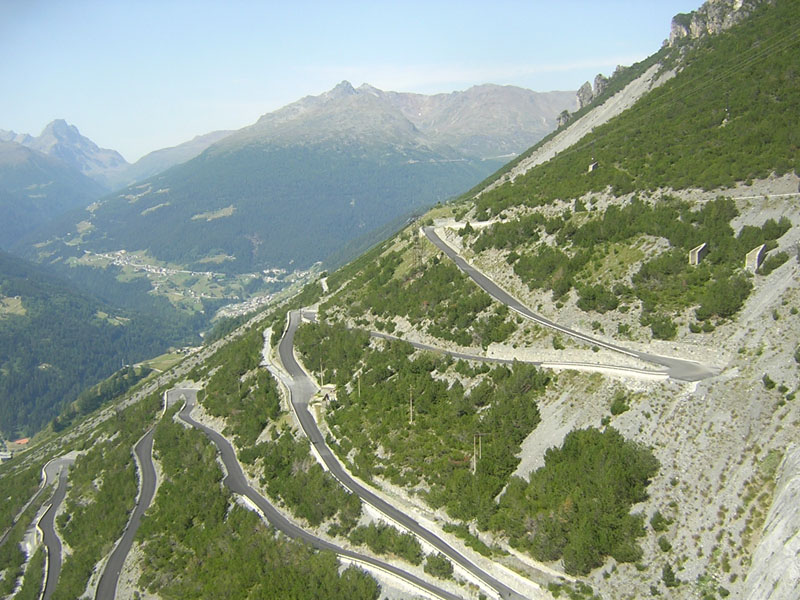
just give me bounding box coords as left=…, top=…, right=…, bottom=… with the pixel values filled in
left=491, top=427, right=658, bottom=575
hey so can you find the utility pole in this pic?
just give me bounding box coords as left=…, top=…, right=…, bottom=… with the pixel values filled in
left=414, top=232, right=421, bottom=271
left=320, top=357, right=323, bottom=387
left=472, top=436, right=477, bottom=475
left=472, top=433, right=488, bottom=475
left=409, top=388, right=414, bottom=425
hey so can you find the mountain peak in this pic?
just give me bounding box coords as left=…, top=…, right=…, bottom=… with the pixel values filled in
left=326, top=80, right=357, bottom=99
left=44, top=118, right=74, bottom=132
left=24, top=119, right=129, bottom=187
left=40, top=119, right=85, bottom=146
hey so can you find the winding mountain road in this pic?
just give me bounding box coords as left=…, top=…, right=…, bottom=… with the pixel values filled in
left=176, top=389, right=465, bottom=600
left=303, top=310, right=669, bottom=380
left=94, top=427, right=157, bottom=600
left=39, top=456, right=75, bottom=600
left=423, top=226, right=717, bottom=382
left=279, top=312, right=530, bottom=600
left=367, top=329, right=671, bottom=380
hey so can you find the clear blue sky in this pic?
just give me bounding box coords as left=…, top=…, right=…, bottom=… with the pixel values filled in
left=0, top=0, right=701, bottom=162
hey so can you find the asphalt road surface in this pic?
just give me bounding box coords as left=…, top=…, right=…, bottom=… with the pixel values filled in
left=95, top=427, right=157, bottom=600
left=423, top=226, right=717, bottom=382
left=176, top=389, right=465, bottom=600
left=39, top=456, right=75, bottom=600
left=279, top=311, right=529, bottom=600
left=368, top=328, right=676, bottom=379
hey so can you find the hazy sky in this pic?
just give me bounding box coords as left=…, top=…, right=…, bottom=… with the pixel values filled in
left=1, top=1, right=701, bottom=162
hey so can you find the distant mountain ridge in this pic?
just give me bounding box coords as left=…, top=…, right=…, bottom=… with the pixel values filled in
left=110, top=129, right=233, bottom=189
left=0, top=122, right=235, bottom=248
left=1, top=80, right=572, bottom=194
left=1, top=82, right=572, bottom=198
left=27, top=81, right=575, bottom=280
left=233, top=80, right=575, bottom=159
left=375, top=83, right=576, bottom=158
left=0, top=121, right=234, bottom=192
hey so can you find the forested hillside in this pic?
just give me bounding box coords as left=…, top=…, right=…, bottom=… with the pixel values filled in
left=474, top=0, right=798, bottom=213
left=0, top=141, right=105, bottom=248
left=33, top=140, right=487, bottom=274
left=0, top=251, right=197, bottom=437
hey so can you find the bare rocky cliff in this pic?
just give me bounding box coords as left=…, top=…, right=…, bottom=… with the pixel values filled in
left=669, top=0, right=774, bottom=46
left=559, top=0, right=775, bottom=151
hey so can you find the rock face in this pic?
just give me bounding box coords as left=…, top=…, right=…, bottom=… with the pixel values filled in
left=593, top=74, right=609, bottom=98
left=577, top=81, right=594, bottom=109
left=669, top=0, right=773, bottom=46
left=576, top=74, right=611, bottom=110
left=576, top=0, right=770, bottom=113
left=743, top=445, right=800, bottom=600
